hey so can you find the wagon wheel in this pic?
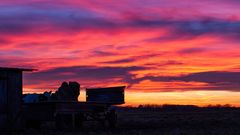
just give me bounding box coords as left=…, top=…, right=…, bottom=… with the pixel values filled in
left=55, top=113, right=72, bottom=130
left=55, top=114, right=62, bottom=129
left=106, top=109, right=117, bottom=128
left=26, top=119, right=41, bottom=129
left=75, top=113, right=84, bottom=128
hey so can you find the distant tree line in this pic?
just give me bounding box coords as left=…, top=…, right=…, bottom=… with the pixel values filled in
left=118, top=104, right=238, bottom=112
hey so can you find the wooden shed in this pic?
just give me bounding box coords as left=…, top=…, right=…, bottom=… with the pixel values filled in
left=0, top=67, right=33, bottom=131
left=86, top=86, right=125, bottom=105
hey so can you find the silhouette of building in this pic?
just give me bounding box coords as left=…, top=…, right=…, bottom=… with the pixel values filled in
left=86, top=86, right=125, bottom=104
left=0, top=67, right=33, bottom=131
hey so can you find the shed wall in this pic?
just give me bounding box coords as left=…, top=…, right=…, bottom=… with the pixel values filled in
left=0, top=78, right=7, bottom=129
left=0, top=70, right=23, bottom=131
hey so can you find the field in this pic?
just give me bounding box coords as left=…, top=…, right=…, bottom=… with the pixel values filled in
left=22, top=105, right=240, bottom=135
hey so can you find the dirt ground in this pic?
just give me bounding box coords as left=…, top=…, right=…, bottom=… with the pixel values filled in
left=20, top=107, right=240, bottom=135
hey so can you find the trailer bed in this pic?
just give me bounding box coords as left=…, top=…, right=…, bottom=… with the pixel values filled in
left=23, top=101, right=117, bottom=129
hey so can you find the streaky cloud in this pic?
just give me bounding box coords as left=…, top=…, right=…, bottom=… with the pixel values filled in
left=128, top=71, right=240, bottom=91
left=24, top=65, right=147, bottom=87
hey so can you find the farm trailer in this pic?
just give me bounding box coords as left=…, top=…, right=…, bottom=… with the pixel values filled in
left=23, top=86, right=125, bottom=129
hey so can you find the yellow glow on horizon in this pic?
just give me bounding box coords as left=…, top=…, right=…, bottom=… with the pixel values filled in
left=124, top=90, right=240, bottom=107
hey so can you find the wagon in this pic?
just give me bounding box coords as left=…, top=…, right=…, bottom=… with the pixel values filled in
left=23, top=86, right=125, bottom=129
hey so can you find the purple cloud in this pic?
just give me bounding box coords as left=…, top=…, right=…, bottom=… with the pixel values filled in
left=24, top=65, right=147, bottom=88
left=177, top=48, right=207, bottom=54
left=128, top=71, right=240, bottom=91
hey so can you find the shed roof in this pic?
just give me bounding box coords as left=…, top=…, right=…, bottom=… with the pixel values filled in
left=0, top=67, right=35, bottom=72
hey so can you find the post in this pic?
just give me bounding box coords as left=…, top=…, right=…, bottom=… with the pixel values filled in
left=72, top=113, right=75, bottom=129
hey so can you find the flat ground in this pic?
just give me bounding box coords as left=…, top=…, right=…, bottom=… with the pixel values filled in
left=21, top=107, right=240, bottom=135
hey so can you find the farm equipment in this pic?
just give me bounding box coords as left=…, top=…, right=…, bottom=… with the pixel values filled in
left=23, top=85, right=125, bottom=129
left=0, top=68, right=126, bottom=132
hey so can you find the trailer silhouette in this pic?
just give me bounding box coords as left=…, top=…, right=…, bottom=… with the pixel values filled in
left=23, top=86, right=125, bottom=129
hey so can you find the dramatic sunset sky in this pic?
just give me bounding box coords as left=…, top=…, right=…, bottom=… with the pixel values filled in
left=1, top=0, right=240, bottom=106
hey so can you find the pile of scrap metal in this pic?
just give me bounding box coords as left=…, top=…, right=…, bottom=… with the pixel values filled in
left=23, top=81, right=80, bottom=103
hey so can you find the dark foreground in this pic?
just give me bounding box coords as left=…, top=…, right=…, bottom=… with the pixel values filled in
left=22, top=106, right=240, bottom=135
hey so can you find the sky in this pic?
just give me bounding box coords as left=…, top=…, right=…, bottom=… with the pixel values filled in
left=1, top=0, right=240, bottom=106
